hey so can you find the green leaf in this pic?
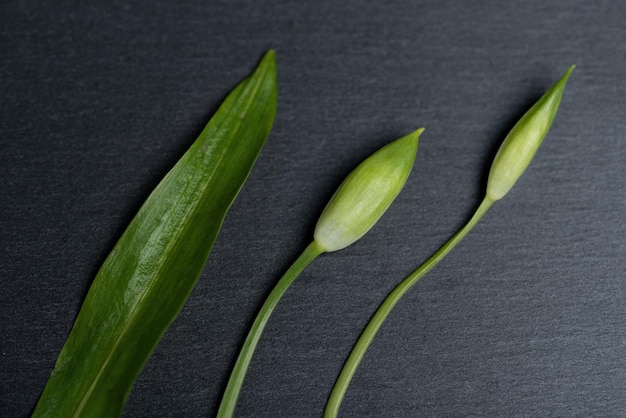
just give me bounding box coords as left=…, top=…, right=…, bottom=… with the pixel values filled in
left=32, top=50, right=278, bottom=418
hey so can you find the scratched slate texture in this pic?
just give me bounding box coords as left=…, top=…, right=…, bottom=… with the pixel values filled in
left=1, top=0, right=625, bottom=417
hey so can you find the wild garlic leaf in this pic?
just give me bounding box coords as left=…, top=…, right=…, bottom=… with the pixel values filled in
left=32, top=50, right=277, bottom=418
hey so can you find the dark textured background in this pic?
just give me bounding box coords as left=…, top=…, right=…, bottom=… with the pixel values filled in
left=2, top=1, right=625, bottom=417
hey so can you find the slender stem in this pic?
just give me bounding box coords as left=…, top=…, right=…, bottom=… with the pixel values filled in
left=217, top=241, right=325, bottom=418
left=324, top=197, right=495, bottom=418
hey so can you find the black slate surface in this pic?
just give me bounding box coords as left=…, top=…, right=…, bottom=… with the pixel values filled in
left=2, top=1, right=625, bottom=417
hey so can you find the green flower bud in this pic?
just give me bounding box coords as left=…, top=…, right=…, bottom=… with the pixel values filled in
left=487, top=65, right=574, bottom=201
left=314, top=128, right=424, bottom=252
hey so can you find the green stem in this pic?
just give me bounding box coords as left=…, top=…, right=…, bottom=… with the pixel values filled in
left=324, top=197, right=495, bottom=418
left=217, top=241, right=325, bottom=418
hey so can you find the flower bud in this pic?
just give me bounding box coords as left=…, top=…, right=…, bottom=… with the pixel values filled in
left=314, top=129, right=423, bottom=252
left=486, top=66, right=574, bottom=201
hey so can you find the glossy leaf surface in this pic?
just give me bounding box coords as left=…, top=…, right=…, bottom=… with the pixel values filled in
left=32, top=50, right=277, bottom=418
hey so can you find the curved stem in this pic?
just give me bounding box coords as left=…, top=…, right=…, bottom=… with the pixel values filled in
left=217, top=241, right=325, bottom=418
left=324, top=197, right=495, bottom=418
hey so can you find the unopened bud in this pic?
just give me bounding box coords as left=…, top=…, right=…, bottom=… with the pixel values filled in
left=487, top=66, right=574, bottom=201
left=314, top=129, right=424, bottom=252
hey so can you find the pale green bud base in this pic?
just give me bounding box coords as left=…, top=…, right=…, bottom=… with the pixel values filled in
left=323, top=197, right=495, bottom=418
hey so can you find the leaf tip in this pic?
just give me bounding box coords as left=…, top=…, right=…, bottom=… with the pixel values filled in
left=260, top=49, right=277, bottom=72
